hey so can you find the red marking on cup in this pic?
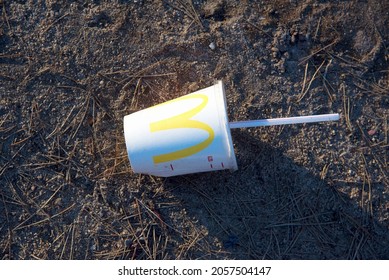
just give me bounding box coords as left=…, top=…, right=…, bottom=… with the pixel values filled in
left=170, top=164, right=174, bottom=171
left=208, top=156, right=213, bottom=162
left=221, top=162, right=224, bottom=168
left=210, top=164, right=213, bottom=169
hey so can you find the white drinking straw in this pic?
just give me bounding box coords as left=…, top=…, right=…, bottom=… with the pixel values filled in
left=229, top=113, right=340, bottom=129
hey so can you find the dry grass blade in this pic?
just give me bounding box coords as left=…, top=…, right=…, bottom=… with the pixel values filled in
left=341, top=83, right=352, bottom=131
left=165, top=0, right=203, bottom=30
left=314, top=16, right=322, bottom=40
left=60, top=224, right=73, bottom=259
left=177, top=231, right=202, bottom=259
left=357, top=123, right=389, bottom=185
left=360, top=153, right=373, bottom=217
left=13, top=203, right=76, bottom=231
left=0, top=112, right=10, bottom=129
left=46, top=105, right=77, bottom=139
left=244, top=19, right=273, bottom=39
left=352, top=233, right=366, bottom=260
left=297, top=60, right=326, bottom=102
left=100, top=59, right=166, bottom=91
left=43, top=13, right=69, bottom=33
left=0, top=53, right=23, bottom=59
left=1, top=2, right=11, bottom=30
left=0, top=142, right=27, bottom=177
left=320, top=163, right=330, bottom=180
left=70, top=93, right=91, bottom=140
left=321, top=59, right=335, bottom=101
left=134, top=197, right=175, bottom=233
left=300, top=62, right=309, bottom=98
left=299, top=39, right=339, bottom=65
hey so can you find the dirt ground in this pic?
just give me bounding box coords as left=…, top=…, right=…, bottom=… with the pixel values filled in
left=0, top=0, right=388, bottom=259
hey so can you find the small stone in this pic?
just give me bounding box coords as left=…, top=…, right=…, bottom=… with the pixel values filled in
left=209, top=42, right=216, bottom=50
left=368, top=129, right=376, bottom=136
left=291, top=34, right=297, bottom=44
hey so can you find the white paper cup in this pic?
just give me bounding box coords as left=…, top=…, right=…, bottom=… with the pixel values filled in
left=123, top=81, right=238, bottom=177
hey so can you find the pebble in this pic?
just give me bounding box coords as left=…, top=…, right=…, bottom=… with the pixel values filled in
left=291, top=34, right=297, bottom=44
left=368, top=129, right=376, bottom=136
left=209, top=42, right=216, bottom=50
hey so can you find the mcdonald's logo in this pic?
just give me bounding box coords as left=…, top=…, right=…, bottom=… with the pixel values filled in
left=149, top=94, right=215, bottom=164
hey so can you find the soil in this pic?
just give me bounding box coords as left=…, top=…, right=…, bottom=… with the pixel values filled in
left=0, top=0, right=388, bottom=259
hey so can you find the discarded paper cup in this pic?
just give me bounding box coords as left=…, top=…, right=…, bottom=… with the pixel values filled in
left=123, top=81, right=238, bottom=177
left=124, top=80, right=340, bottom=177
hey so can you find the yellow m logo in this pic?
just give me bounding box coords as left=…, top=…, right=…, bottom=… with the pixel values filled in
left=150, top=94, right=215, bottom=164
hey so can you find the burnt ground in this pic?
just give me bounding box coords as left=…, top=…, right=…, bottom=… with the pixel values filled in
left=0, top=0, right=388, bottom=259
